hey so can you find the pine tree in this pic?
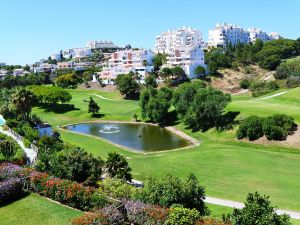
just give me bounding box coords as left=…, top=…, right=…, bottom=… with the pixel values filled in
left=88, top=97, right=100, bottom=116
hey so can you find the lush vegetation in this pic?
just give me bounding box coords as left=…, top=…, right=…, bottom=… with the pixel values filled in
left=205, top=38, right=300, bottom=74
left=115, top=73, right=140, bottom=99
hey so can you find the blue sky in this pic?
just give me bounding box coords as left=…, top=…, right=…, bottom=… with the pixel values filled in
left=1, top=0, right=299, bottom=65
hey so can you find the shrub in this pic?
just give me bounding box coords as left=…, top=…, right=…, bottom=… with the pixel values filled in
left=165, top=206, right=201, bottom=225
left=134, top=174, right=208, bottom=216
left=100, top=205, right=125, bottom=224
left=286, top=76, right=300, bottom=88
left=30, top=172, right=96, bottom=211
left=97, top=179, right=135, bottom=200
left=0, top=162, right=22, bottom=181
left=262, top=114, right=296, bottom=140
left=105, top=152, right=132, bottom=181
left=236, top=116, right=263, bottom=141
left=239, top=79, right=250, bottom=89
left=124, top=200, right=169, bottom=225
left=0, top=178, right=24, bottom=205
left=0, top=140, right=18, bottom=161
left=231, top=192, right=291, bottom=225
left=72, top=213, right=109, bottom=225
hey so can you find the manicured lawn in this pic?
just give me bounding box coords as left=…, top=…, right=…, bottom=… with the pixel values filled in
left=0, top=193, right=82, bottom=225
left=33, top=87, right=300, bottom=212
left=228, top=87, right=300, bottom=123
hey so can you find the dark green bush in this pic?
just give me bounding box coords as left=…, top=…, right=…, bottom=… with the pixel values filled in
left=236, top=116, right=263, bottom=141
left=239, top=79, right=251, bottom=89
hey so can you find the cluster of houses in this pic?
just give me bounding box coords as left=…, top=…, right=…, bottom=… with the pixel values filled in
left=0, top=22, right=281, bottom=82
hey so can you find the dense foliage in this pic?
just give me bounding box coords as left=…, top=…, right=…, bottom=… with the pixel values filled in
left=105, top=152, right=132, bottom=181
left=249, top=80, right=279, bottom=97
left=115, top=73, right=140, bottom=99
left=275, top=57, right=300, bottom=88
left=173, top=81, right=231, bottom=131
left=231, top=192, right=291, bottom=225
left=29, top=85, right=72, bottom=105
left=237, top=114, right=297, bottom=141
left=140, top=87, right=173, bottom=123
left=134, top=173, right=208, bottom=216
left=55, top=73, right=82, bottom=88
left=205, top=38, right=300, bottom=74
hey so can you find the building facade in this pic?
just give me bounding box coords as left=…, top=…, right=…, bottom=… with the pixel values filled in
left=69, top=48, right=92, bottom=59
left=155, top=27, right=206, bottom=79
left=87, top=40, right=117, bottom=49
left=99, top=49, right=155, bottom=83
left=208, top=22, right=282, bottom=48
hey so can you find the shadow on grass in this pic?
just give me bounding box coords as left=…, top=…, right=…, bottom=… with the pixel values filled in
left=39, top=104, right=80, bottom=114
left=184, top=111, right=240, bottom=132
left=0, top=192, right=30, bottom=207
left=90, top=113, right=105, bottom=118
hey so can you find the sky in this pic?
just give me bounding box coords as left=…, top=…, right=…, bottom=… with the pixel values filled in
left=0, top=0, right=300, bottom=65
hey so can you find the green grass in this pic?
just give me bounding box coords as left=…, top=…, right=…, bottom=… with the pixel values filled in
left=0, top=193, right=82, bottom=225
left=33, top=87, right=300, bottom=212
left=228, top=87, right=300, bottom=123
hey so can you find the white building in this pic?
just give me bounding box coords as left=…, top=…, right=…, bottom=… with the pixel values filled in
left=51, top=53, right=62, bottom=61
left=155, top=26, right=204, bottom=54
left=208, top=23, right=249, bottom=48
left=155, top=27, right=206, bottom=79
left=13, top=69, right=29, bottom=76
left=0, top=69, right=7, bottom=79
left=269, top=32, right=282, bottom=40
left=57, top=61, right=74, bottom=69
left=99, top=49, right=155, bottom=83
left=87, top=40, right=117, bottom=49
left=69, top=48, right=92, bottom=59
left=208, top=22, right=282, bottom=48
left=31, top=63, right=57, bottom=73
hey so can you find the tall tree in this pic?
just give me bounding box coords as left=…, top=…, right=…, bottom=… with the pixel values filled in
left=194, top=65, right=206, bottom=78
left=11, top=88, right=35, bottom=119
left=88, top=97, right=100, bottom=116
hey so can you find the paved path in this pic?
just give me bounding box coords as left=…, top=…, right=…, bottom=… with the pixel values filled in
left=0, top=126, right=37, bottom=163
left=205, top=196, right=300, bottom=220
left=231, top=89, right=249, bottom=96
left=256, top=91, right=288, bottom=100
left=91, top=94, right=115, bottom=101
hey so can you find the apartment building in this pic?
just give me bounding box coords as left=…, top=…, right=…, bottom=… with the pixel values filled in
left=155, top=26, right=204, bottom=54
left=99, top=49, right=155, bottom=83
left=69, top=48, right=92, bottom=59
left=87, top=40, right=117, bottom=49
left=155, top=27, right=206, bottom=79
left=57, top=61, right=74, bottom=69
left=208, top=23, right=282, bottom=48
left=208, top=23, right=249, bottom=48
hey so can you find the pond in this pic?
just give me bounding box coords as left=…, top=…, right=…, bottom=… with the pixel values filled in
left=0, top=115, right=6, bottom=126
left=64, top=122, right=192, bottom=152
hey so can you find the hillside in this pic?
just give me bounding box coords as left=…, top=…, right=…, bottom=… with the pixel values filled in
left=210, top=64, right=274, bottom=93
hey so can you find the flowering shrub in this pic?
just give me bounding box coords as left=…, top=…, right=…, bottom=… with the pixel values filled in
left=196, top=217, right=231, bottom=225
left=100, top=205, right=125, bottom=224
left=30, top=172, right=96, bottom=211
left=72, top=213, right=109, bottom=225
left=0, top=162, right=22, bottom=181
left=0, top=178, right=24, bottom=205
left=124, top=200, right=169, bottom=225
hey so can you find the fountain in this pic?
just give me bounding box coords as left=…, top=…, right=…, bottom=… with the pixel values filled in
left=99, top=124, right=120, bottom=134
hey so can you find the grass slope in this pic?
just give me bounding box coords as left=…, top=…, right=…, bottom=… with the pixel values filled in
left=0, top=193, right=82, bottom=225
left=33, top=87, right=300, bottom=212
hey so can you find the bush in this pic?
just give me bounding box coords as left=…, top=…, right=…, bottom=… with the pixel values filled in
left=96, top=179, right=135, bottom=200
left=0, top=162, right=22, bottom=181
left=134, top=174, right=208, bottom=216
left=286, top=76, right=300, bottom=88
left=0, top=178, right=24, bottom=205
left=72, top=213, right=109, bottom=225
left=30, top=172, right=96, bottom=211
left=166, top=206, right=201, bottom=225
left=55, top=73, right=82, bottom=88
left=239, top=79, right=250, bottom=89
left=231, top=192, right=291, bottom=225
left=262, top=114, right=296, bottom=140
left=236, top=116, right=263, bottom=141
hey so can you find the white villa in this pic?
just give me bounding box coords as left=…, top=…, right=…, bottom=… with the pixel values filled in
left=69, top=48, right=92, bottom=59
left=87, top=40, right=117, bottom=49
left=154, top=27, right=206, bottom=79
left=99, top=49, right=155, bottom=84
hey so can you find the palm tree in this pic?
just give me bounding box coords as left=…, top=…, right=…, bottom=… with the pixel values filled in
left=11, top=88, right=35, bottom=120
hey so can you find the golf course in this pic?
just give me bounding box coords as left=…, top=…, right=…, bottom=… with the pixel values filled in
left=30, top=87, right=300, bottom=216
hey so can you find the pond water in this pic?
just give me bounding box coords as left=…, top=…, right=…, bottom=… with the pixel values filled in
left=0, top=115, right=5, bottom=126
left=64, top=123, right=192, bottom=152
